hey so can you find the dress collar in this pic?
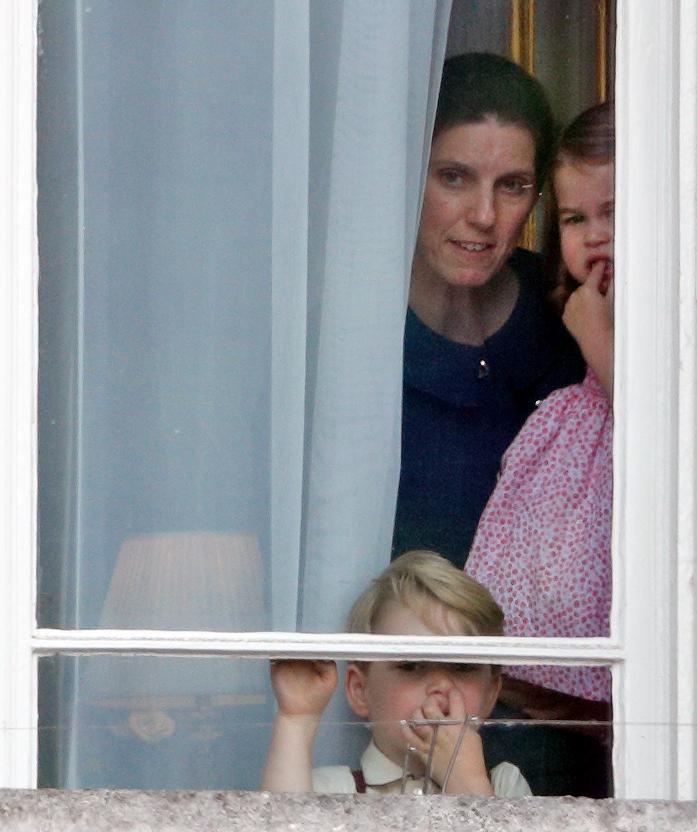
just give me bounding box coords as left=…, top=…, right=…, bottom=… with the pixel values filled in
left=404, top=254, right=565, bottom=407
left=360, top=740, right=405, bottom=786
left=583, top=366, right=607, bottom=398
left=361, top=740, right=441, bottom=795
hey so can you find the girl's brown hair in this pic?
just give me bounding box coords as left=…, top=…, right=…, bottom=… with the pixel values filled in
left=544, top=102, right=615, bottom=311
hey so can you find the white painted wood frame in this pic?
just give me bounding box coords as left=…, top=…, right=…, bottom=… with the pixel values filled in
left=0, top=0, right=695, bottom=801
left=0, top=0, right=39, bottom=791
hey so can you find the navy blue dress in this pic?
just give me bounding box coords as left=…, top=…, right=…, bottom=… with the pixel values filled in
left=392, top=249, right=585, bottom=569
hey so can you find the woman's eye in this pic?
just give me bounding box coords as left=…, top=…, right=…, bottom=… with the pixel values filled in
left=498, top=177, right=532, bottom=197
left=439, top=169, right=463, bottom=186
left=561, top=213, right=584, bottom=225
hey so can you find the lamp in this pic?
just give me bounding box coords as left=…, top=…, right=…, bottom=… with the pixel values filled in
left=82, top=531, right=267, bottom=741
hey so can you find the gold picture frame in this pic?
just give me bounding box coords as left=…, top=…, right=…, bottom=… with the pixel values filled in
left=509, top=0, right=611, bottom=251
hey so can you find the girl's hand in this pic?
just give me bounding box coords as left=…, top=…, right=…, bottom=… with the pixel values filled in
left=269, top=659, right=337, bottom=719
left=562, top=261, right=614, bottom=398
left=402, top=688, right=493, bottom=795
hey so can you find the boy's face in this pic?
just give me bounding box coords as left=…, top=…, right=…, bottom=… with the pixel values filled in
left=344, top=600, right=501, bottom=769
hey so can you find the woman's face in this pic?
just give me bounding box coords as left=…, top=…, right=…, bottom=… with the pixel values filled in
left=413, top=118, right=537, bottom=290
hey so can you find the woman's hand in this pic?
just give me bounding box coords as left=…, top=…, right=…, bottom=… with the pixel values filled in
left=401, top=688, right=493, bottom=795
left=270, top=659, right=338, bottom=719
left=563, top=261, right=614, bottom=398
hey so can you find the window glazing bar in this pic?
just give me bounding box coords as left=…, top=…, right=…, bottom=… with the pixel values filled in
left=32, top=628, right=622, bottom=665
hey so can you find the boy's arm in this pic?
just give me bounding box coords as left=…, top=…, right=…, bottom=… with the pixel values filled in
left=260, top=660, right=337, bottom=792
left=402, top=689, right=494, bottom=796
left=261, top=711, right=321, bottom=792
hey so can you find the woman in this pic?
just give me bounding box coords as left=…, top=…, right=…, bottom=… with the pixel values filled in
left=392, top=53, right=585, bottom=569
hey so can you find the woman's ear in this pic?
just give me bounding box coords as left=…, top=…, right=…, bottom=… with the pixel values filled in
left=480, top=668, right=503, bottom=719
left=344, top=662, right=371, bottom=719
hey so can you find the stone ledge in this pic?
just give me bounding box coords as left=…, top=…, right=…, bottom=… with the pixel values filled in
left=0, top=789, right=696, bottom=831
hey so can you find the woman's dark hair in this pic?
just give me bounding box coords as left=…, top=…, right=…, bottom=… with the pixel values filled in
left=544, top=102, right=615, bottom=310
left=434, top=52, right=557, bottom=188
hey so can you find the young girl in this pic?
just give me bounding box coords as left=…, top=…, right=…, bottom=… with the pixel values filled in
left=466, top=103, right=614, bottom=713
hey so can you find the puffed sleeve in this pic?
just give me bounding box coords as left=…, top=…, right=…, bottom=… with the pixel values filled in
left=490, top=761, right=532, bottom=797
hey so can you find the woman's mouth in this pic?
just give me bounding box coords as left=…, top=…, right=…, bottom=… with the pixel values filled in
left=450, top=240, right=492, bottom=253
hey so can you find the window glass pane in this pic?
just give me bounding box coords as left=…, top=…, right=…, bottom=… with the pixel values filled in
left=39, top=656, right=612, bottom=797
left=36, top=0, right=448, bottom=634
left=37, top=0, right=616, bottom=636
left=39, top=655, right=273, bottom=790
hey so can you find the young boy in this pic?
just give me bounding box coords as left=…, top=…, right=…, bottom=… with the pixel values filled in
left=261, top=550, right=531, bottom=795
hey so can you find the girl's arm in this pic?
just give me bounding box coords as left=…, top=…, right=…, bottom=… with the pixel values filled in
left=562, top=262, right=614, bottom=398
left=260, top=660, right=338, bottom=792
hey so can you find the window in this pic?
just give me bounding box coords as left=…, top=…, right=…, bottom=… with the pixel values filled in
left=1, top=0, right=695, bottom=799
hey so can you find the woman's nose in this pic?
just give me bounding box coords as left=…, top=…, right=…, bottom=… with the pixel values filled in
left=465, top=185, right=496, bottom=229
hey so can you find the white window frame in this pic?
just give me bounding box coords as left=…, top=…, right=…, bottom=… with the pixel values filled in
left=1, top=0, right=696, bottom=800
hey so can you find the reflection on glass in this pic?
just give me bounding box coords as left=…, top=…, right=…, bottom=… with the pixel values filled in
left=39, top=656, right=612, bottom=796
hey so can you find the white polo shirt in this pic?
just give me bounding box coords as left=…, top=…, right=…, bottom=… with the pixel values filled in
left=312, top=739, right=532, bottom=796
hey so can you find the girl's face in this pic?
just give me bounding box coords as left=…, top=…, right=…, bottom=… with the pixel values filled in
left=413, top=118, right=537, bottom=290
left=555, top=159, right=614, bottom=285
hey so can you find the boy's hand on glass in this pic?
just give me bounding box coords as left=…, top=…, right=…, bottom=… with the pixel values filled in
left=270, top=659, right=338, bottom=719
left=402, top=688, right=493, bottom=795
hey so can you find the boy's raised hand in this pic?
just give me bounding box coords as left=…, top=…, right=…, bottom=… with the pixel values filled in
left=562, top=260, right=614, bottom=397
left=401, top=688, right=493, bottom=795
left=261, top=660, right=337, bottom=792
left=270, top=659, right=338, bottom=718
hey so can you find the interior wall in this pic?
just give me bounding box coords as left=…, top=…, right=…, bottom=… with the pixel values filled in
left=446, top=0, right=611, bottom=129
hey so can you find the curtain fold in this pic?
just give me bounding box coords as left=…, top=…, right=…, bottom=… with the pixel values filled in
left=269, top=0, right=311, bottom=631
left=299, top=0, right=451, bottom=631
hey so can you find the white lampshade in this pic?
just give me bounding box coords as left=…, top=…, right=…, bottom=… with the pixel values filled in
left=83, top=531, right=266, bottom=704
left=100, top=531, right=265, bottom=631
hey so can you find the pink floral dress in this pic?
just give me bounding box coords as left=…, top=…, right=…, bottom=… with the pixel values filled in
left=466, top=369, right=612, bottom=702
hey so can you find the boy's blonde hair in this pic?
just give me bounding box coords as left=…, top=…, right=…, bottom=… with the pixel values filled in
left=346, top=550, right=504, bottom=637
